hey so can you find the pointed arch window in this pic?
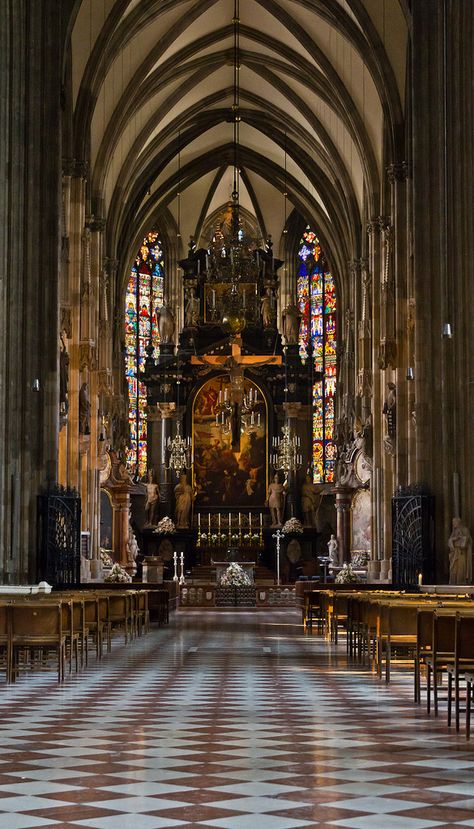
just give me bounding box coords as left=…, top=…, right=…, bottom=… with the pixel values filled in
left=124, top=231, right=164, bottom=477
left=297, top=227, right=337, bottom=483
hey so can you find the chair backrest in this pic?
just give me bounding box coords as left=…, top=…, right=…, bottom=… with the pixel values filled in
left=455, top=613, right=474, bottom=663
left=11, top=601, right=62, bottom=638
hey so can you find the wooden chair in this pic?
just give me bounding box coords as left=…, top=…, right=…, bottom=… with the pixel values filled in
left=414, top=608, right=434, bottom=703
left=330, top=594, right=349, bottom=644
left=10, top=601, right=66, bottom=683
left=83, top=594, right=105, bottom=659
left=303, top=591, right=322, bottom=633
left=107, top=592, right=133, bottom=644
left=447, top=613, right=474, bottom=731
left=376, top=602, right=418, bottom=682
left=135, top=591, right=150, bottom=636
left=0, top=603, right=11, bottom=682
left=466, top=669, right=474, bottom=739
left=425, top=611, right=456, bottom=716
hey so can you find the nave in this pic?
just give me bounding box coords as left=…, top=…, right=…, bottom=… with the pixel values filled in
left=0, top=611, right=473, bottom=829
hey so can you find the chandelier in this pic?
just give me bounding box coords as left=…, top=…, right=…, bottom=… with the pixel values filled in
left=164, top=421, right=192, bottom=473
left=215, top=388, right=233, bottom=435
left=271, top=424, right=302, bottom=473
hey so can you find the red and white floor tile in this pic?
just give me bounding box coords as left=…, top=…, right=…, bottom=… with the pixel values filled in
left=0, top=610, right=473, bottom=828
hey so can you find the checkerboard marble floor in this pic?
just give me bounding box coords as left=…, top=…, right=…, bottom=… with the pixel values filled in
left=0, top=609, right=473, bottom=828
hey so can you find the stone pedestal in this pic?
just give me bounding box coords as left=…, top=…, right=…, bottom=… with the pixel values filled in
left=90, top=559, right=102, bottom=579
left=335, top=487, right=352, bottom=564
left=142, top=556, right=164, bottom=583
left=380, top=558, right=392, bottom=581
left=367, top=559, right=381, bottom=581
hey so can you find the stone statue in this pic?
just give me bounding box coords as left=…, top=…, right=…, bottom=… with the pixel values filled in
left=327, top=534, right=338, bottom=565
left=300, top=475, right=322, bottom=527
left=448, top=517, right=473, bottom=584
left=126, top=524, right=139, bottom=573
left=79, top=382, right=91, bottom=435
left=157, top=304, right=175, bottom=343
left=59, top=331, right=69, bottom=412
left=185, top=288, right=200, bottom=327
left=261, top=287, right=275, bottom=328
left=174, top=473, right=194, bottom=528
left=282, top=303, right=301, bottom=345
left=382, top=381, right=396, bottom=455
left=144, top=469, right=160, bottom=527
left=266, top=473, right=287, bottom=526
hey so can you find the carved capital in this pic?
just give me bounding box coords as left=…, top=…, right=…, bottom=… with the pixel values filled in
left=157, top=402, right=176, bottom=419
left=386, top=161, right=409, bottom=183
left=282, top=401, right=302, bottom=420
left=104, top=257, right=119, bottom=278
left=378, top=338, right=397, bottom=370
left=62, top=158, right=89, bottom=179
left=79, top=340, right=97, bottom=371
left=86, top=215, right=106, bottom=233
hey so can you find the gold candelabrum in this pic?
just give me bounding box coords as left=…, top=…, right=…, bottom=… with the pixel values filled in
left=196, top=512, right=264, bottom=547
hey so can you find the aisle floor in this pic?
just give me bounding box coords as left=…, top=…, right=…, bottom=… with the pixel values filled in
left=0, top=610, right=473, bottom=828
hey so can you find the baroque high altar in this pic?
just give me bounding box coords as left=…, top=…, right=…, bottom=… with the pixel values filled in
left=125, top=203, right=369, bottom=583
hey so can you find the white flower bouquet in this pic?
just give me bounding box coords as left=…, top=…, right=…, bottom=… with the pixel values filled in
left=154, top=516, right=176, bottom=534
left=351, top=552, right=370, bottom=568
left=219, top=562, right=251, bottom=586
left=104, top=562, right=132, bottom=583
left=335, top=563, right=360, bottom=584
left=282, top=518, right=304, bottom=534
left=100, top=549, right=113, bottom=567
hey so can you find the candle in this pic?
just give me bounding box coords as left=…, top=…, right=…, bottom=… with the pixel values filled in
left=238, top=512, right=241, bottom=527
left=198, top=512, right=200, bottom=528
left=197, top=259, right=201, bottom=275
left=208, top=514, right=211, bottom=532
left=173, top=551, right=177, bottom=564
left=260, top=512, right=263, bottom=526
left=212, top=288, right=216, bottom=308
left=242, top=289, right=246, bottom=309
left=229, top=512, right=231, bottom=531
left=218, top=513, right=221, bottom=528
left=249, top=512, right=252, bottom=530
left=418, top=572, right=423, bottom=586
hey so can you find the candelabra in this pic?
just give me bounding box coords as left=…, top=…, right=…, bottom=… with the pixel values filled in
left=241, top=386, right=261, bottom=434
left=164, top=421, right=192, bottom=473
left=271, top=424, right=302, bottom=473
left=215, top=388, right=233, bottom=435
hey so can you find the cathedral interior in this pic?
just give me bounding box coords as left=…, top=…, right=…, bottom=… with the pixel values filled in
left=1, top=2, right=474, bottom=826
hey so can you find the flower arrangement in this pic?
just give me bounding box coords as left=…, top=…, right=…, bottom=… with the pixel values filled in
left=154, top=516, right=176, bottom=534
left=351, top=551, right=370, bottom=568
left=104, top=562, right=132, bottom=583
left=335, top=563, right=360, bottom=584
left=100, top=549, right=113, bottom=567
left=219, top=562, right=251, bottom=586
left=282, top=518, right=304, bottom=534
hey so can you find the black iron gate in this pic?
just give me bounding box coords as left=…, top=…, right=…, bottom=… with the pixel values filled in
left=37, top=486, right=81, bottom=585
left=392, top=488, right=434, bottom=587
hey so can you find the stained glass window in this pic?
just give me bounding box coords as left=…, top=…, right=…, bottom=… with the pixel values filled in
left=297, top=227, right=337, bottom=483
left=124, top=231, right=164, bottom=477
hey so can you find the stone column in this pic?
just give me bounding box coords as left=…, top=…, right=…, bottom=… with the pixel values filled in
left=0, top=3, right=63, bottom=581
left=335, top=488, right=352, bottom=565
left=282, top=402, right=303, bottom=520
left=156, top=403, right=176, bottom=518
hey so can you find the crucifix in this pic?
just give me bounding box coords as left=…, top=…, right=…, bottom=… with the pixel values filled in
left=191, top=336, right=282, bottom=449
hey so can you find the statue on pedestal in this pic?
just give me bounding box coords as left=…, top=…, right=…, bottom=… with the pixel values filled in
left=174, top=473, right=194, bottom=528
left=144, top=470, right=160, bottom=527
left=79, top=382, right=91, bottom=435
left=300, top=475, right=321, bottom=527
left=266, top=473, right=287, bottom=526
left=327, top=534, right=338, bottom=566
left=382, top=382, right=396, bottom=455
left=282, top=303, right=301, bottom=345
left=448, top=517, right=472, bottom=584
left=157, top=304, right=175, bottom=343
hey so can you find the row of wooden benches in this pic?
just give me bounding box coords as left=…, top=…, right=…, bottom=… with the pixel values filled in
left=0, top=588, right=170, bottom=683
left=302, top=589, right=474, bottom=738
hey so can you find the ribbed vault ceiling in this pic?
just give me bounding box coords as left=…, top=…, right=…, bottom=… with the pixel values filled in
left=69, top=0, right=408, bottom=290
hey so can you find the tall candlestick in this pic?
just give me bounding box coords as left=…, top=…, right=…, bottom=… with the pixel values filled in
left=173, top=551, right=178, bottom=582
